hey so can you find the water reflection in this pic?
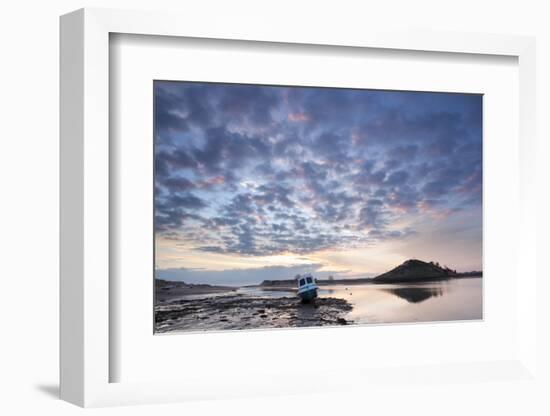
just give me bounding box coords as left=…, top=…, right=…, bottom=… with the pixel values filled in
left=383, top=286, right=444, bottom=303
left=319, top=277, right=482, bottom=324
left=240, top=278, right=482, bottom=325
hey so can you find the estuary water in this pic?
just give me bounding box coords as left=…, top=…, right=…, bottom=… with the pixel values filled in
left=240, top=277, right=483, bottom=325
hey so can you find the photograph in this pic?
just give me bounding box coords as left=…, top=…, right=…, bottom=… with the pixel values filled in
left=154, top=80, right=483, bottom=333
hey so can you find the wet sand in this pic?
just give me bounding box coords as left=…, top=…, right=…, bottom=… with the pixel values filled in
left=155, top=294, right=353, bottom=333
left=155, top=281, right=237, bottom=303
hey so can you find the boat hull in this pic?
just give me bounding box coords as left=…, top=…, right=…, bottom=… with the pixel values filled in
left=298, top=287, right=318, bottom=303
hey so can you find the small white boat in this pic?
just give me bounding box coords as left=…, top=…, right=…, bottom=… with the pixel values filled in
left=297, top=273, right=318, bottom=303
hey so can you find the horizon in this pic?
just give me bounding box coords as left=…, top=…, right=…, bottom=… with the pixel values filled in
left=156, top=257, right=483, bottom=286
left=154, top=81, right=482, bottom=287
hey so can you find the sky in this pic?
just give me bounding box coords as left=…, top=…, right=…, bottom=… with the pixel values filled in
left=154, top=81, right=482, bottom=286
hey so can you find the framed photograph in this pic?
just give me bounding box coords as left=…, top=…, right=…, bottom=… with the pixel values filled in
left=153, top=80, right=483, bottom=334
left=60, top=8, right=538, bottom=407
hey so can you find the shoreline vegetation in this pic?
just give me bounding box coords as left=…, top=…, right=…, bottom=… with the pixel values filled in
left=154, top=259, right=482, bottom=332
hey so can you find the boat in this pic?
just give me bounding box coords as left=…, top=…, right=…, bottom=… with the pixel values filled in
left=297, top=273, right=318, bottom=303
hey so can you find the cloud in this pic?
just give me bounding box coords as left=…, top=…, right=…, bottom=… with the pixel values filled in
left=159, top=176, right=195, bottom=192
left=358, top=203, right=386, bottom=228
left=288, top=112, right=310, bottom=122
left=154, top=81, right=482, bottom=260
left=218, top=84, right=279, bottom=127
left=385, top=170, right=409, bottom=186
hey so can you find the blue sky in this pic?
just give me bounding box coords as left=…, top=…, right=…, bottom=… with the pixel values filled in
left=154, top=81, right=482, bottom=285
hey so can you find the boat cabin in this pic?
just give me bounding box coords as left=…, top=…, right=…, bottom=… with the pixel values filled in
left=298, top=275, right=314, bottom=287
left=297, top=273, right=319, bottom=302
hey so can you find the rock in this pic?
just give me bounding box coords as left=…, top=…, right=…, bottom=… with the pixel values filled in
left=337, top=318, right=348, bottom=325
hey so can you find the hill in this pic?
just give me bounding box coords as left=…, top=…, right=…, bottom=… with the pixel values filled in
left=373, top=259, right=457, bottom=283
left=257, top=259, right=481, bottom=287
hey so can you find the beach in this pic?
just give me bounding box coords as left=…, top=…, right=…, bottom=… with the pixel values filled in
left=154, top=277, right=482, bottom=333
left=155, top=293, right=352, bottom=333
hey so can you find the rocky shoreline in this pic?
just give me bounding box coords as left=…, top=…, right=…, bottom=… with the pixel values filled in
left=155, top=294, right=353, bottom=333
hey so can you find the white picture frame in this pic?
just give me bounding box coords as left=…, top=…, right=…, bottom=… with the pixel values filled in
left=60, top=7, right=538, bottom=407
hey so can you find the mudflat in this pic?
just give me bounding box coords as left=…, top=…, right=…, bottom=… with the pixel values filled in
left=155, top=281, right=238, bottom=303
left=155, top=294, right=353, bottom=333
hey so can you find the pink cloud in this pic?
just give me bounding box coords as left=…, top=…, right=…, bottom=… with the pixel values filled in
left=288, top=112, right=310, bottom=122
left=199, top=175, right=226, bottom=188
